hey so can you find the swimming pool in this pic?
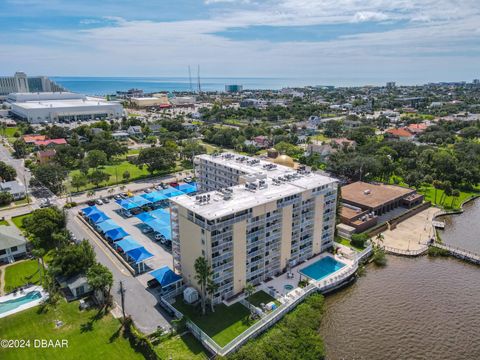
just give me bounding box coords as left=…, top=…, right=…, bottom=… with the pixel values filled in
left=0, top=291, right=42, bottom=315
left=300, top=257, right=346, bottom=281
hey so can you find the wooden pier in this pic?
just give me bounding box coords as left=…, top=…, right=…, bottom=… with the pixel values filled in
left=431, top=243, right=480, bottom=265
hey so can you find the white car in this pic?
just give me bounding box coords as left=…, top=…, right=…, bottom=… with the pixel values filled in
left=154, top=233, right=165, bottom=241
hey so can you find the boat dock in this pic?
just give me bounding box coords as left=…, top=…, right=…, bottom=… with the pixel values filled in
left=432, top=221, right=445, bottom=229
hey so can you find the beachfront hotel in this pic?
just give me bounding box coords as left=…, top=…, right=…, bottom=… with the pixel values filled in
left=170, top=153, right=338, bottom=303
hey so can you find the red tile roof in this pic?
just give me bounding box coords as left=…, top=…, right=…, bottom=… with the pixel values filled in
left=22, top=135, right=46, bottom=143
left=33, top=138, right=67, bottom=146
left=385, top=128, right=413, bottom=138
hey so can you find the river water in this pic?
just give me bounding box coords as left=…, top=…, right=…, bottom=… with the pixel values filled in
left=320, top=256, right=480, bottom=359
left=320, top=199, right=480, bottom=360
left=438, top=198, right=480, bottom=253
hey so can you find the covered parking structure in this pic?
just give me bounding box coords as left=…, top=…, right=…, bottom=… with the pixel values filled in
left=150, top=208, right=170, bottom=223
left=176, top=183, right=197, bottom=194
left=126, top=247, right=155, bottom=273
left=104, top=227, right=129, bottom=242
left=144, top=219, right=171, bottom=241
left=130, top=195, right=152, bottom=207
left=147, top=266, right=182, bottom=295
left=159, top=188, right=184, bottom=198
left=81, top=205, right=100, bottom=216
left=141, top=191, right=168, bottom=204
left=86, top=211, right=110, bottom=224
left=96, top=219, right=120, bottom=234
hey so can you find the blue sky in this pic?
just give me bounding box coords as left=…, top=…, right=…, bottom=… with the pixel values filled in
left=0, top=0, right=479, bottom=85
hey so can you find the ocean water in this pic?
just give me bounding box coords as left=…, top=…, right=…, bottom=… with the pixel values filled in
left=51, top=76, right=315, bottom=95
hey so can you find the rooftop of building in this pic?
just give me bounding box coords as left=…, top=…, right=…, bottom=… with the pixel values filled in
left=174, top=154, right=337, bottom=219
left=341, top=181, right=415, bottom=209
left=195, top=152, right=297, bottom=177
left=11, top=97, right=120, bottom=110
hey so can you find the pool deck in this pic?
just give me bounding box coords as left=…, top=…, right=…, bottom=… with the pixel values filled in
left=261, top=253, right=355, bottom=300
left=0, top=285, right=48, bottom=319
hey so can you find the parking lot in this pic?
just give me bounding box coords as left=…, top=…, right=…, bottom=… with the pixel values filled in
left=95, top=200, right=174, bottom=286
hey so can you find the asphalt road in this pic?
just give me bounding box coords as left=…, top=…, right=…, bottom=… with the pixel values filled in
left=0, top=140, right=31, bottom=187
left=67, top=209, right=173, bottom=333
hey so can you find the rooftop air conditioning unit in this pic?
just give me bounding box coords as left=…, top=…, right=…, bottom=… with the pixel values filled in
left=364, top=189, right=371, bottom=195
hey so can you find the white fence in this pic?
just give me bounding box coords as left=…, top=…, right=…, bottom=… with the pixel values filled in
left=383, top=245, right=427, bottom=256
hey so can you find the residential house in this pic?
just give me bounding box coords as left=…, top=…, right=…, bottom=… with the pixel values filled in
left=111, top=131, right=130, bottom=141
left=253, top=135, right=271, bottom=148
left=22, top=134, right=46, bottom=144
left=148, top=124, right=163, bottom=135
left=0, top=180, right=26, bottom=200
left=33, top=138, right=67, bottom=148
left=36, top=149, right=56, bottom=164
left=406, top=123, right=428, bottom=135
left=127, top=126, right=143, bottom=137
left=385, top=128, right=415, bottom=141
left=57, top=274, right=92, bottom=301
left=0, top=225, right=27, bottom=264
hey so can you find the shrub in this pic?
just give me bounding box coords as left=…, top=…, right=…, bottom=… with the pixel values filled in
left=122, top=317, right=158, bottom=360
left=351, top=233, right=368, bottom=248
left=0, top=191, right=13, bottom=206
left=427, top=246, right=450, bottom=257
left=372, top=246, right=387, bottom=266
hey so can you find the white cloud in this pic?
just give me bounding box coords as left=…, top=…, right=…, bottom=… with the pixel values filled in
left=0, top=0, right=479, bottom=82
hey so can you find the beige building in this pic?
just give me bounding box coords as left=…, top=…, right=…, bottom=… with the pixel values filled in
left=170, top=153, right=338, bottom=303
left=129, top=94, right=170, bottom=107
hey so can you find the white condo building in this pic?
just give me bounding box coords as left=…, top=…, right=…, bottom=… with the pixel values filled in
left=170, top=153, right=338, bottom=303
left=0, top=72, right=65, bottom=96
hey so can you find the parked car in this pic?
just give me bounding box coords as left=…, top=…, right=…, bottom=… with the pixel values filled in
left=101, top=197, right=110, bottom=204
left=39, top=199, right=52, bottom=208
left=154, top=233, right=165, bottom=241
left=142, top=227, right=153, bottom=234
left=95, top=198, right=103, bottom=205
left=183, top=177, right=193, bottom=183
left=123, top=210, right=133, bottom=218
left=86, top=200, right=96, bottom=206
left=113, top=194, right=121, bottom=200
left=144, top=188, right=152, bottom=193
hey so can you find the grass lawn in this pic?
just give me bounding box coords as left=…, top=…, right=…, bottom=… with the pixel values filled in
left=11, top=213, right=32, bottom=231
left=173, top=297, right=253, bottom=347
left=0, top=300, right=144, bottom=360
left=311, top=133, right=329, bottom=142
left=0, top=219, right=9, bottom=226
left=248, top=290, right=280, bottom=308
left=418, top=184, right=479, bottom=210
left=14, top=197, right=30, bottom=206
left=154, top=333, right=209, bottom=360
left=3, top=260, right=41, bottom=293
left=335, top=237, right=364, bottom=252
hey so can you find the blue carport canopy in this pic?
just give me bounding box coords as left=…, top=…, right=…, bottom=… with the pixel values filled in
left=136, top=212, right=155, bottom=222
left=81, top=205, right=99, bottom=216
left=96, top=219, right=120, bottom=233
left=150, top=208, right=171, bottom=223
left=141, top=192, right=167, bottom=203
left=116, top=199, right=140, bottom=210
left=126, top=247, right=154, bottom=264
left=177, top=183, right=197, bottom=194
left=131, top=195, right=152, bottom=207
left=149, top=266, right=182, bottom=287
left=115, top=236, right=142, bottom=252
left=104, top=227, right=129, bottom=241
left=145, top=219, right=171, bottom=240
left=158, top=188, right=184, bottom=198
left=87, top=211, right=110, bottom=224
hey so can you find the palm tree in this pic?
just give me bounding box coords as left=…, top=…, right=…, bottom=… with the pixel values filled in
left=206, top=279, right=219, bottom=313
left=375, top=233, right=384, bottom=245
left=451, top=189, right=460, bottom=208
left=244, top=282, right=256, bottom=317
left=194, top=257, right=212, bottom=315
left=31, top=248, right=46, bottom=285
left=86, top=190, right=95, bottom=199
left=432, top=180, right=442, bottom=204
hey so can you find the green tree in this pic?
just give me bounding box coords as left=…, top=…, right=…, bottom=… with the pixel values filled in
left=0, top=191, right=13, bottom=206
left=12, top=139, right=28, bottom=158
left=50, top=240, right=96, bottom=277
left=88, top=169, right=111, bottom=187
left=122, top=170, right=130, bottom=182
left=71, top=173, right=88, bottom=192
left=87, top=262, right=114, bottom=306
left=206, top=279, right=219, bottom=313
left=86, top=149, right=107, bottom=169
left=194, top=257, right=212, bottom=315
left=31, top=163, right=68, bottom=195
left=244, top=283, right=256, bottom=318
left=0, top=161, right=17, bottom=181
left=23, top=207, right=67, bottom=250
left=136, top=147, right=176, bottom=175
left=451, top=189, right=460, bottom=208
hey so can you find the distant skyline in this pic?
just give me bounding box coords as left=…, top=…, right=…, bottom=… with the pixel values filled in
left=0, top=0, right=479, bottom=85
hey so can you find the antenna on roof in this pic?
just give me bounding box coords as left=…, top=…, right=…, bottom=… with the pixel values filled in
left=197, top=65, right=202, bottom=94
left=188, top=65, right=193, bottom=92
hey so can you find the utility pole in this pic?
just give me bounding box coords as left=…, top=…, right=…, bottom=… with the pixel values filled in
left=119, top=281, right=126, bottom=321
left=197, top=65, right=202, bottom=94
left=188, top=65, right=193, bottom=92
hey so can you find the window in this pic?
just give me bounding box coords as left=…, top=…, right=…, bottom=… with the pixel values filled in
left=10, top=246, right=18, bottom=252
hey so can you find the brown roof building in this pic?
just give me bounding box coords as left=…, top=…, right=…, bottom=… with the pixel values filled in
left=341, top=181, right=423, bottom=216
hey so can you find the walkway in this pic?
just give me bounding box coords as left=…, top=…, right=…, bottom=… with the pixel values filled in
left=432, top=243, right=480, bottom=265
left=373, top=207, right=438, bottom=254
